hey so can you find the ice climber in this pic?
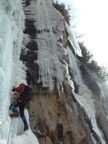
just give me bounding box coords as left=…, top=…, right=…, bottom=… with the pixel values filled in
left=9, top=82, right=33, bottom=131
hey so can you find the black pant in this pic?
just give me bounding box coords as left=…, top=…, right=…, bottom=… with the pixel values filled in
left=15, top=98, right=26, bottom=117
left=10, top=98, right=28, bottom=125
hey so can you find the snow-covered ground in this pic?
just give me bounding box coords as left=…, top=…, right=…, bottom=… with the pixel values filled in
left=9, top=110, right=39, bottom=144
left=0, top=110, right=39, bottom=144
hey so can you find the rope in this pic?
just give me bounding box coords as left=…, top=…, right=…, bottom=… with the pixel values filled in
left=7, top=118, right=12, bottom=144
left=0, top=115, right=12, bottom=144
left=0, top=116, right=9, bottom=128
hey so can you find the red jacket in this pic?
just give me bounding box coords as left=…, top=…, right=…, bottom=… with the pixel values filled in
left=12, top=83, right=26, bottom=93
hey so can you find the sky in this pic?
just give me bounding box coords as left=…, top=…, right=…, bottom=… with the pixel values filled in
left=56, top=0, right=108, bottom=68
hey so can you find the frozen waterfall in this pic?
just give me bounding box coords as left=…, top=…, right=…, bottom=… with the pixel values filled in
left=0, top=0, right=38, bottom=143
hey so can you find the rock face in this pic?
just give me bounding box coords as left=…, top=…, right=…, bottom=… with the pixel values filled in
left=29, top=92, right=90, bottom=144
left=21, top=0, right=108, bottom=144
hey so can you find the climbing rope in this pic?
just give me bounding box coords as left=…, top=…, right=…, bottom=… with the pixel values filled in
left=7, top=118, right=12, bottom=144
left=0, top=116, right=9, bottom=128
left=0, top=115, right=12, bottom=144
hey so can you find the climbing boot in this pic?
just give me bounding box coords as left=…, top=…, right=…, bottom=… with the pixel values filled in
left=24, top=123, right=28, bottom=131
left=10, top=111, right=19, bottom=118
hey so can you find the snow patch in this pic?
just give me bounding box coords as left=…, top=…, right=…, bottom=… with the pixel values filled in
left=74, top=85, right=106, bottom=144
left=9, top=110, right=39, bottom=144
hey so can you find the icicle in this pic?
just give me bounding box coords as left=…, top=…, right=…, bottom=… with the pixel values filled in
left=65, top=22, right=82, bottom=57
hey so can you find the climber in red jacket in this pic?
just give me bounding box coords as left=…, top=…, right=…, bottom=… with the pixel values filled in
left=9, top=83, right=33, bottom=131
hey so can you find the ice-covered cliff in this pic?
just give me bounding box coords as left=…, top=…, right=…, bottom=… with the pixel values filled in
left=0, top=0, right=38, bottom=144
left=0, top=0, right=108, bottom=144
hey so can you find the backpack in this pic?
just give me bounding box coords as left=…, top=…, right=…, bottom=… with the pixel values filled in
left=20, top=85, right=33, bottom=102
